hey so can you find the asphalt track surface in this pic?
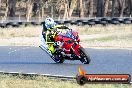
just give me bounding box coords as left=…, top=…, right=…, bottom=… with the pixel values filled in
left=0, top=46, right=132, bottom=78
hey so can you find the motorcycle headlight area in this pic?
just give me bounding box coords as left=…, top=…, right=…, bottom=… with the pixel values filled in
left=67, top=39, right=74, bottom=44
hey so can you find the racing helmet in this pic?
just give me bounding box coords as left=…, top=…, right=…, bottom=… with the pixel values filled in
left=45, top=17, right=56, bottom=30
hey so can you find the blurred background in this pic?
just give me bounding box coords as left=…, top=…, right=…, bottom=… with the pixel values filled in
left=0, top=0, right=132, bottom=22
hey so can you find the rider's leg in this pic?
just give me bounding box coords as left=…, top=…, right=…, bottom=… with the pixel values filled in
left=39, top=31, right=48, bottom=49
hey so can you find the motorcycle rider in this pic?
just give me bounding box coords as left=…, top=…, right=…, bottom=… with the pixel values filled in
left=40, top=17, right=68, bottom=50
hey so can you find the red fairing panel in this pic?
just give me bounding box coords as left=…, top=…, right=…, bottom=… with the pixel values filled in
left=73, top=44, right=81, bottom=56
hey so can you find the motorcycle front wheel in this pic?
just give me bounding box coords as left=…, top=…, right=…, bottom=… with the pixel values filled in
left=78, top=47, right=91, bottom=64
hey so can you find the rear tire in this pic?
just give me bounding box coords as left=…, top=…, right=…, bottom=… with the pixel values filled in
left=79, top=47, right=91, bottom=64
left=52, top=51, right=64, bottom=63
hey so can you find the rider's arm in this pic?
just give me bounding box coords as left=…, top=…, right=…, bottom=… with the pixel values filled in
left=53, top=25, right=69, bottom=29
left=42, top=22, right=49, bottom=40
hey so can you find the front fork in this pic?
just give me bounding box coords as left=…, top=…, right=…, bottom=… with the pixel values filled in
left=71, top=42, right=81, bottom=57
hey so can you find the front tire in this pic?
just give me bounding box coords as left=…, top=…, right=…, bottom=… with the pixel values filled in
left=79, top=47, right=91, bottom=64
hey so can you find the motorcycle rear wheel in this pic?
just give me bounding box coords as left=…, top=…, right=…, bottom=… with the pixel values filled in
left=53, top=52, right=65, bottom=63
left=79, top=47, right=91, bottom=64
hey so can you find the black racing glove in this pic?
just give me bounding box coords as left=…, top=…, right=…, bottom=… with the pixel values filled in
left=57, top=26, right=69, bottom=29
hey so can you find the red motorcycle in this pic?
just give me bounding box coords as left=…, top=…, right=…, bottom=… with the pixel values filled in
left=40, top=27, right=91, bottom=64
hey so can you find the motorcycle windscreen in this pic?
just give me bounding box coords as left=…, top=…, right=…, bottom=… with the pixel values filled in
left=65, top=30, right=75, bottom=39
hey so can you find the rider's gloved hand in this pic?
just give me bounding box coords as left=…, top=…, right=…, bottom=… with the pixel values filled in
left=57, top=26, right=69, bottom=29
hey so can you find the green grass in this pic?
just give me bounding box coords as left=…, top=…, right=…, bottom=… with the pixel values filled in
left=0, top=26, right=41, bottom=38
left=0, top=74, right=131, bottom=88
left=0, top=25, right=132, bottom=47
left=82, top=33, right=132, bottom=42
left=83, top=36, right=116, bottom=42
left=70, top=24, right=132, bottom=35
left=0, top=24, right=132, bottom=38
